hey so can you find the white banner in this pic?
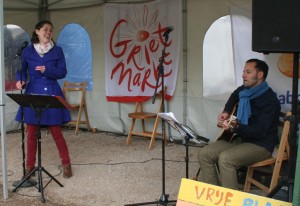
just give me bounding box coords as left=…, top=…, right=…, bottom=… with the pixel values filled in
left=104, top=0, right=182, bottom=102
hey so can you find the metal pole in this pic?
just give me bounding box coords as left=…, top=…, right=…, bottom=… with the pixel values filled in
left=0, top=0, right=9, bottom=200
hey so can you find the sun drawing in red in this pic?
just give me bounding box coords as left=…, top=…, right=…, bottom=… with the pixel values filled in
left=109, top=5, right=173, bottom=92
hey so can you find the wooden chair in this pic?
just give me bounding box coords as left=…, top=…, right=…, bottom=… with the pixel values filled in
left=126, top=87, right=167, bottom=150
left=244, top=111, right=291, bottom=194
left=62, top=81, right=91, bottom=135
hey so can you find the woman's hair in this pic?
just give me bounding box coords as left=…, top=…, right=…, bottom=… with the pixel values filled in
left=31, top=20, right=55, bottom=44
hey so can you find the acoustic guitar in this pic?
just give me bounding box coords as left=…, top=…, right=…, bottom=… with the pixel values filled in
left=217, top=104, right=238, bottom=142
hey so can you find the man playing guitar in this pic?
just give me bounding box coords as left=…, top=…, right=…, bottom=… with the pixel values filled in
left=197, top=59, right=281, bottom=190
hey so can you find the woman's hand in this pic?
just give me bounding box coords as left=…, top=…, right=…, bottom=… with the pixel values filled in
left=16, top=81, right=25, bottom=90
left=35, top=65, right=46, bottom=73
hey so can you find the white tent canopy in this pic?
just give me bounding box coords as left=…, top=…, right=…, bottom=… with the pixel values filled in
left=1, top=0, right=258, bottom=200
left=3, top=0, right=235, bottom=138
left=4, top=0, right=155, bottom=10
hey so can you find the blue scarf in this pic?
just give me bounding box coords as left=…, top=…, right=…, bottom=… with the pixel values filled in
left=237, top=81, right=269, bottom=125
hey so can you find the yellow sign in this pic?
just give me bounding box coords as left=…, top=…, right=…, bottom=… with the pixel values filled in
left=177, top=178, right=292, bottom=206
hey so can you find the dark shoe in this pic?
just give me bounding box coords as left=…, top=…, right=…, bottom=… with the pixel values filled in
left=63, top=165, right=72, bottom=179
left=23, top=167, right=35, bottom=179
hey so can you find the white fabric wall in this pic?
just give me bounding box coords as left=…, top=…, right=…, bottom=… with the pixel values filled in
left=2, top=0, right=252, bottom=140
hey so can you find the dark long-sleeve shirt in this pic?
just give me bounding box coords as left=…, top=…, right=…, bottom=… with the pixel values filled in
left=223, top=85, right=281, bottom=152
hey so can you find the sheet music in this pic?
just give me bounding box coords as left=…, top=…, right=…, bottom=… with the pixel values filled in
left=158, top=112, right=209, bottom=144
left=158, top=112, right=178, bottom=122
left=158, top=112, right=186, bottom=136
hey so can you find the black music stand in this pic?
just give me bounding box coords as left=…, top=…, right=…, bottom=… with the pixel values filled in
left=125, top=27, right=174, bottom=206
left=7, top=93, right=71, bottom=203
left=158, top=112, right=209, bottom=178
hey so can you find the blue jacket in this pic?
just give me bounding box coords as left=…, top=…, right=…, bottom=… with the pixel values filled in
left=15, top=44, right=71, bottom=125
left=223, top=85, right=281, bottom=152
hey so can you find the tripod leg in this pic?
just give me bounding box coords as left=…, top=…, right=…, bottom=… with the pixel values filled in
left=42, top=167, right=64, bottom=187
left=12, top=168, right=38, bottom=192
left=185, top=139, right=190, bottom=178
left=37, top=167, right=46, bottom=203
left=35, top=165, right=64, bottom=203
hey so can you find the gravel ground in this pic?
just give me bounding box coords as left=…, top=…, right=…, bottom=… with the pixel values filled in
left=0, top=128, right=203, bottom=205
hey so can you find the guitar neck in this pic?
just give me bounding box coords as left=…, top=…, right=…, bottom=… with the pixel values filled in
left=217, top=104, right=237, bottom=142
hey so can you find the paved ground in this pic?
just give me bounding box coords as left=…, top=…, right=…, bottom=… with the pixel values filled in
left=0, top=128, right=203, bottom=205
left=0, top=128, right=282, bottom=205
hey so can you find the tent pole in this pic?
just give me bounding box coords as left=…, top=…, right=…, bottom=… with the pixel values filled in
left=0, top=0, right=8, bottom=200
left=39, top=0, right=49, bottom=20
left=182, top=0, right=188, bottom=125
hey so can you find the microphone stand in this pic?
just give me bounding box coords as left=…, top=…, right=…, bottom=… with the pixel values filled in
left=125, top=30, right=176, bottom=206
left=12, top=48, right=36, bottom=188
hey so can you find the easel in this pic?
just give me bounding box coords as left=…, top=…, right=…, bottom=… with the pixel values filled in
left=7, top=93, right=71, bottom=203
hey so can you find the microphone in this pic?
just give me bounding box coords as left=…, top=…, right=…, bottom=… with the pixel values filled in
left=163, top=26, right=174, bottom=37
left=14, top=41, right=29, bottom=59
